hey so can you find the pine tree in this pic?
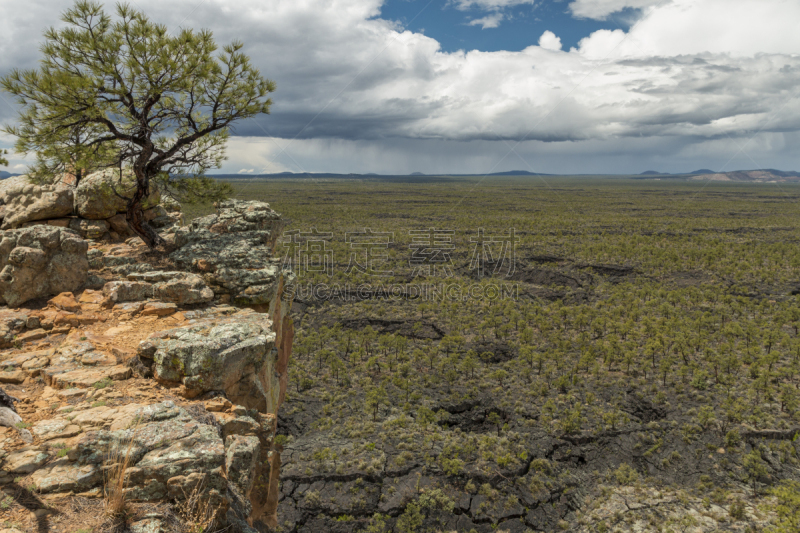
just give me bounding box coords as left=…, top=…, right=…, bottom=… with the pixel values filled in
left=1, top=1, right=273, bottom=247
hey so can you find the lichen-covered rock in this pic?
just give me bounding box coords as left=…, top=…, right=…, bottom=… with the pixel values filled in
left=0, top=226, right=89, bottom=307
left=68, top=218, right=110, bottom=240
left=225, top=435, right=261, bottom=496
left=0, top=309, right=29, bottom=348
left=0, top=175, right=74, bottom=229
left=45, top=364, right=132, bottom=389
left=137, top=312, right=282, bottom=412
left=171, top=200, right=293, bottom=306
left=154, top=275, right=212, bottom=305
left=29, top=459, right=101, bottom=493
left=3, top=447, right=50, bottom=473
left=65, top=402, right=231, bottom=515
left=150, top=211, right=183, bottom=229
left=130, top=518, right=168, bottom=533
left=160, top=196, right=182, bottom=213
left=106, top=213, right=135, bottom=237
left=74, top=169, right=160, bottom=220
left=103, top=280, right=154, bottom=303
left=104, top=273, right=215, bottom=306
left=144, top=205, right=167, bottom=221
left=185, top=200, right=283, bottom=236
left=129, top=272, right=214, bottom=305
left=31, top=419, right=82, bottom=441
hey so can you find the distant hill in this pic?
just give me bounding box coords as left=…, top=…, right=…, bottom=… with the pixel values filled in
left=211, top=170, right=553, bottom=179
left=487, top=170, right=549, bottom=176
left=208, top=169, right=798, bottom=181
left=688, top=169, right=800, bottom=182
left=0, top=171, right=20, bottom=180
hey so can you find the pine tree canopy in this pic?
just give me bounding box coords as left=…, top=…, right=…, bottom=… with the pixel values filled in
left=0, top=0, right=275, bottom=247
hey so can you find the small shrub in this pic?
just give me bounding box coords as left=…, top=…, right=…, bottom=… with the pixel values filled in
left=304, top=490, right=321, bottom=506
left=729, top=499, right=746, bottom=520
left=724, top=429, right=741, bottom=448
left=613, top=463, right=639, bottom=485
left=93, top=377, right=113, bottom=390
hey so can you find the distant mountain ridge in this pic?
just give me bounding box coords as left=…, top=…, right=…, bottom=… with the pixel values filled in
left=211, top=169, right=799, bottom=180
left=214, top=170, right=553, bottom=179
left=688, top=169, right=800, bottom=182
left=638, top=169, right=746, bottom=176
left=0, top=171, right=20, bottom=179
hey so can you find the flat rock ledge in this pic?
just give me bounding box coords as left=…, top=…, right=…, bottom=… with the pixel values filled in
left=0, top=199, right=294, bottom=531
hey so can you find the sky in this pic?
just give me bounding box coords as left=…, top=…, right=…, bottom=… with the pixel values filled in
left=1, top=0, right=799, bottom=175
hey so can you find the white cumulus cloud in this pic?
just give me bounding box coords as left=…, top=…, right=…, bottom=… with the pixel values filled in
left=538, top=30, right=562, bottom=51
left=569, top=0, right=665, bottom=20
left=468, top=13, right=505, bottom=29
left=0, top=0, right=799, bottom=174
left=454, top=0, right=536, bottom=10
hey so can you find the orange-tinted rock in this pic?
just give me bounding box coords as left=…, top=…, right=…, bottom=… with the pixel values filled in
left=78, top=290, right=106, bottom=305
left=0, top=370, right=27, bottom=383
left=53, top=312, right=80, bottom=328
left=49, top=292, right=82, bottom=312
left=16, top=328, right=48, bottom=343
left=140, top=302, right=177, bottom=317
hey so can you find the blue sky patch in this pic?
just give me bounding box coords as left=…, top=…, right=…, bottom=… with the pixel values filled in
left=379, top=0, right=637, bottom=52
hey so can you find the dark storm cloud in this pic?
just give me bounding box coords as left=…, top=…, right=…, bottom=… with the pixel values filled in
left=2, top=0, right=799, bottom=174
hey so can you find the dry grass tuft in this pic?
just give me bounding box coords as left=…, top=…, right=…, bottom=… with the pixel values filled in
left=171, top=482, right=223, bottom=533
left=103, top=428, right=139, bottom=523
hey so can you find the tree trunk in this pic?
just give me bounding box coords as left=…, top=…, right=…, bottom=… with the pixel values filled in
left=126, top=197, right=164, bottom=249
left=127, top=167, right=164, bottom=249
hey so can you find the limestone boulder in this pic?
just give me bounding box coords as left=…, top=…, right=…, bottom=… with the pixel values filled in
left=74, top=169, right=160, bottom=220
left=0, top=175, right=74, bottom=229
left=0, top=226, right=89, bottom=307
